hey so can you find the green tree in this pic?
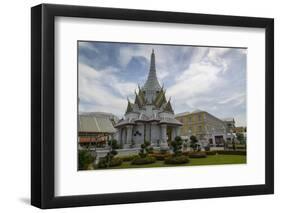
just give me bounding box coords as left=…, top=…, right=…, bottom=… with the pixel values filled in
left=78, top=150, right=95, bottom=170
left=170, top=136, right=183, bottom=156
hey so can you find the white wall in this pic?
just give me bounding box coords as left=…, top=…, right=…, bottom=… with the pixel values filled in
left=0, top=0, right=279, bottom=212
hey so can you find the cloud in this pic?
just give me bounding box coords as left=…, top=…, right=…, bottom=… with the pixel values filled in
left=79, top=63, right=137, bottom=116
left=218, top=92, right=246, bottom=106
left=167, top=62, right=222, bottom=99
left=166, top=47, right=229, bottom=103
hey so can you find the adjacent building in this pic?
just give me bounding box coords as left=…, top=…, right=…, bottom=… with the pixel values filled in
left=115, top=50, right=182, bottom=149
left=223, top=117, right=236, bottom=133
left=78, top=112, right=118, bottom=148
left=233, top=126, right=247, bottom=142
left=175, top=110, right=235, bottom=146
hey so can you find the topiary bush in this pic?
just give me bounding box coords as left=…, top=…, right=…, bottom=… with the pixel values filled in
left=96, top=139, right=120, bottom=169
left=189, top=151, right=207, bottom=158
left=131, top=156, right=156, bottom=165
left=164, top=155, right=189, bottom=164
left=139, top=141, right=153, bottom=158
left=190, top=135, right=199, bottom=151
left=170, top=136, right=183, bottom=156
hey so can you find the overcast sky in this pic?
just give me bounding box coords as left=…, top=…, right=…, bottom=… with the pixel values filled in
left=78, top=41, right=247, bottom=126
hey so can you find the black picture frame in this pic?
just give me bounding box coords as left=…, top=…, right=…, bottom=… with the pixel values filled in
left=31, top=3, right=274, bottom=209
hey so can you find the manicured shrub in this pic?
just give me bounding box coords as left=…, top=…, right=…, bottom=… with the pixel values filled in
left=189, top=152, right=207, bottom=158
left=139, top=141, right=152, bottom=158
left=119, top=155, right=138, bottom=162
left=190, top=135, right=199, bottom=151
left=170, top=136, right=183, bottom=156
left=217, top=150, right=246, bottom=155
left=206, top=151, right=217, bottom=155
left=131, top=156, right=156, bottom=165
left=164, top=155, right=189, bottom=164
left=96, top=139, right=120, bottom=169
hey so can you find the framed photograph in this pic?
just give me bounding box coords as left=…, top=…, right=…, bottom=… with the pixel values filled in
left=31, top=4, right=274, bottom=209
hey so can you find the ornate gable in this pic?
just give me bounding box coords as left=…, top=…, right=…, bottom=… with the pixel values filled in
left=125, top=100, right=133, bottom=114
left=153, top=89, right=167, bottom=108
left=163, top=99, right=174, bottom=113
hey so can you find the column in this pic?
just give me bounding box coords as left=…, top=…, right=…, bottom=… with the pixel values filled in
left=160, top=124, right=169, bottom=150
left=212, top=135, right=216, bottom=147
left=175, top=127, right=180, bottom=137
left=126, top=125, right=133, bottom=144
left=122, top=128, right=127, bottom=144
left=150, top=122, right=157, bottom=145
left=141, top=123, right=145, bottom=143
left=161, top=124, right=167, bottom=144
left=171, top=128, right=176, bottom=141
left=118, top=128, right=122, bottom=145
left=145, top=124, right=151, bottom=142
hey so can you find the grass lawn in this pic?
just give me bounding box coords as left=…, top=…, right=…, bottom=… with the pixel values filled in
left=95, top=154, right=246, bottom=170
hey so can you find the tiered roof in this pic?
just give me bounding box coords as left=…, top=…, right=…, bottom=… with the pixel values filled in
left=117, top=50, right=181, bottom=127
left=142, top=49, right=162, bottom=92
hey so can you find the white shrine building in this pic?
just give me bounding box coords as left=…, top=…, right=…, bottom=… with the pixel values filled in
left=115, top=50, right=182, bottom=149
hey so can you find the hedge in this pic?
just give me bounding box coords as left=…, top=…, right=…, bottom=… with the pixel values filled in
left=164, top=155, right=189, bottom=164
left=131, top=156, right=156, bottom=165
left=206, top=151, right=217, bottom=155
